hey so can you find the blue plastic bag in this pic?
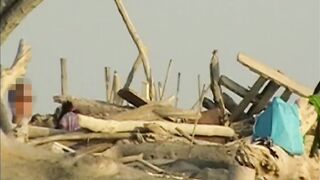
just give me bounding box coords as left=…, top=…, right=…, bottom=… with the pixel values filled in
left=253, top=97, right=304, bottom=155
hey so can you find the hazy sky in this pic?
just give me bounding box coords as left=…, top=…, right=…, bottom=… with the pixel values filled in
left=1, top=0, right=319, bottom=114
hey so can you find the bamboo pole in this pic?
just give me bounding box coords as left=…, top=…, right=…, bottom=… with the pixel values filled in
left=115, top=0, right=155, bottom=100
left=60, top=58, right=68, bottom=96
left=160, top=59, right=173, bottom=100
left=104, top=67, right=111, bottom=102
left=124, top=54, right=142, bottom=89
left=175, top=72, right=181, bottom=107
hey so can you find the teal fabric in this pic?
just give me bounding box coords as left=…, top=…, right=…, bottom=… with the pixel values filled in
left=253, top=97, right=304, bottom=155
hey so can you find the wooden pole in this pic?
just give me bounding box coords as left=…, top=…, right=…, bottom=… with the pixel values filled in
left=160, top=59, right=173, bottom=100
left=115, top=0, right=155, bottom=100
left=60, top=58, right=68, bottom=96
left=175, top=72, right=181, bottom=107
left=209, top=50, right=227, bottom=123
left=104, top=67, right=111, bottom=102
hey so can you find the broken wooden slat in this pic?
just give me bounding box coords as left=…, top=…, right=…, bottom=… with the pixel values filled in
left=104, top=67, right=111, bottom=102
left=202, top=97, right=216, bottom=110
left=248, top=81, right=280, bottom=116
left=118, top=88, right=149, bottom=107
left=230, top=76, right=267, bottom=121
left=280, top=88, right=292, bottom=102
left=238, top=53, right=313, bottom=97
left=219, top=75, right=260, bottom=103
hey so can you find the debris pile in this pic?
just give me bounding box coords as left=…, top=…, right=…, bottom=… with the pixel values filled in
left=1, top=0, right=319, bottom=179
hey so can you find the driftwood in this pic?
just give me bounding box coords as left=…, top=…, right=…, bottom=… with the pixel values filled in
left=0, top=0, right=43, bottom=44
left=123, top=54, right=142, bottom=89
left=175, top=72, right=181, bottom=107
left=111, top=71, right=123, bottom=105
left=0, top=39, right=32, bottom=134
left=28, top=132, right=132, bottom=145
left=115, top=0, right=155, bottom=100
left=78, top=114, right=235, bottom=137
left=28, top=125, right=66, bottom=138
left=53, top=95, right=129, bottom=119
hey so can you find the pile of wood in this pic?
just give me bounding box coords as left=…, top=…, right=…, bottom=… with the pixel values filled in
left=1, top=0, right=319, bottom=179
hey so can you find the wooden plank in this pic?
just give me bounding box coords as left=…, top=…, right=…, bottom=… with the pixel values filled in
left=60, top=58, right=68, bottom=96
left=280, top=88, right=292, bottom=102
left=248, top=81, right=280, bottom=116
left=219, top=75, right=260, bottom=103
left=230, top=76, right=267, bottom=122
left=104, top=67, right=111, bottom=102
left=238, top=53, right=313, bottom=97
left=118, top=88, right=149, bottom=107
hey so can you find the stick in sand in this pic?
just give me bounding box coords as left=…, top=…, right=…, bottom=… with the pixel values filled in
left=160, top=59, right=173, bottom=100
left=175, top=72, right=181, bottom=107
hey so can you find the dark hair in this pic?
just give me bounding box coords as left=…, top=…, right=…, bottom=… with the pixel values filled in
left=56, top=101, right=74, bottom=128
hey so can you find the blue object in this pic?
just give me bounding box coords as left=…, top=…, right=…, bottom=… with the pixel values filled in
left=253, top=97, right=304, bottom=155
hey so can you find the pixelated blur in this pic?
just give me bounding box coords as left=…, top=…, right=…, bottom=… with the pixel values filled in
left=7, top=78, right=33, bottom=124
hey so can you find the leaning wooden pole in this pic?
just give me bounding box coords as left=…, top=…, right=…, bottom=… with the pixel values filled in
left=60, top=58, right=68, bottom=96
left=209, top=50, right=228, bottom=123
left=160, top=59, right=173, bottom=100
left=114, top=0, right=155, bottom=100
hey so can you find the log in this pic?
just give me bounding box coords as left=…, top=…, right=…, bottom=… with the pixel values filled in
left=28, top=125, right=66, bottom=138
left=202, top=97, right=216, bottom=110
left=60, top=58, right=68, bottom=95
left=53, top=95, right=129, bottom=119
left=112, top=71, right=123, bottom=105
left=0, top=0, right=43, bottom=44
left=115, top=0, right=155, bottom=100
left=28, top=132, right=132, bottom=145
left=78, top=114, right=235, bottom=137
left=123, top=54, right=142, bottom=89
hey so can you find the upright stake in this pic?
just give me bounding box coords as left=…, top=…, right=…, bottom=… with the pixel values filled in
left=160, top=59, right=173, bottom=100
left=105, top=67, right=111, bottom=102
left=60, top=58, right=68, bottom=96
left=175, top=72, right=181, bottom=107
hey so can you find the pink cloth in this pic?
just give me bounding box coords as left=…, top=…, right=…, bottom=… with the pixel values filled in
left=59, top=112, right=80, bottom=131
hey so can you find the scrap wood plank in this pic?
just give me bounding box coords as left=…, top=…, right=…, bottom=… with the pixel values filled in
left=238, top=53, right=313, bottom=97
left=118, top=88, right=149, bottom=107
left=230, top=76, right=267, bottom=122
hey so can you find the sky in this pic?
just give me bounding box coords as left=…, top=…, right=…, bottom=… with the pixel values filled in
left=1, top=0, right=319, bottom=114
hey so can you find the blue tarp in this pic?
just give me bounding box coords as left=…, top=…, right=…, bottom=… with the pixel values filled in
left=253, top=97, right=304, bottom=155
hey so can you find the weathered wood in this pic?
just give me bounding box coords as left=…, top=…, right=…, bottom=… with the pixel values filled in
left=210, top=50, right=227, bottom=119
left=230, top=76, right=267, bottom=122
left=28, top=125, right=66, bottom=138
left=202, top=97, right=216, bottom=110
left=0, top=0, right=43, bottom=44
left=160, top=59, right=173, bottom=100
left=60, top=58, right=68, bottom=96
left=222, top=93, right=238, bottom=113
left=141, top=81, right=149, bottom=100
left=219, top=75, right=260, bottom=103
left=53, top=95, right=129, bottom=119
left=0, top=39, right=31, bottom=133
left=115, top=0, right=155, bottom=100
left=123, top=54, right=142, bottom=89
left=175, top=72, right=181, bottom=107
left=112, top=71, right=123, bottom=105
left=28, top=132, right=132, bottom=145
left=78, top=115, right=236, bottom=137
left=238, top=53, right=313, bottom=97
left=280, top=88, right=292, bottom=102
left=248, top=81, right=280, bottom=116
left=104, top=66, right=111, bottom=102
left=118, top=88, right=149, bottom=107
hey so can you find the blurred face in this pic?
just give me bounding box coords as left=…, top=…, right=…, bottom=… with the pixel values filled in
left=8, top=83, right=33, bottom=120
